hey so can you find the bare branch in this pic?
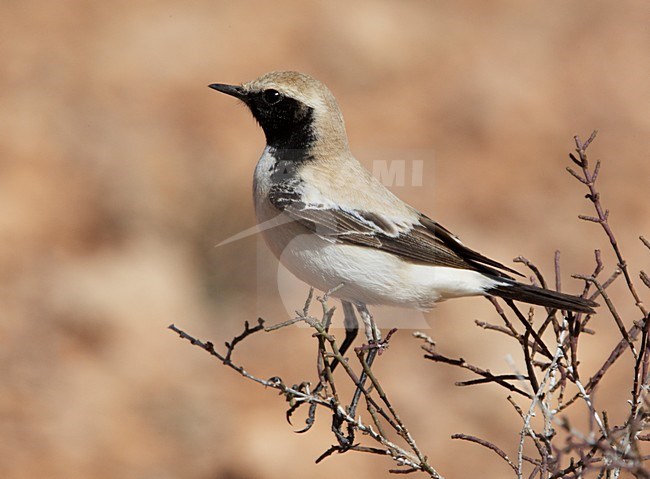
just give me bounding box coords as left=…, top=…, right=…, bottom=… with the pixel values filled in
left=451, top=434, right=518, bottom=473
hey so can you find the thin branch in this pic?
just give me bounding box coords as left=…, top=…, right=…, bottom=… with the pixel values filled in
left=451, top=434, right=518, bottom=473
left=422, top=347, right=533, bottom=399
left=170, top=289, right=444, bottom=478
left=571, top=131, right=647, bottom=317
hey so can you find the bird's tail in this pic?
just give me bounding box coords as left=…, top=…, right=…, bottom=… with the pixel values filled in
left=485, top=277, right=598, bottom=314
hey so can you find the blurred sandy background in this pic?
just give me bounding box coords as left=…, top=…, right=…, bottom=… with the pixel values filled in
left=2, top=1, right=650, bottom=478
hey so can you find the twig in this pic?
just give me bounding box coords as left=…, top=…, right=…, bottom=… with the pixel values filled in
left=451, top=434, right=518, bottom=473
left=569, top=131, right=647, bottom=317
left=170, top=289, right=444, bottom=478
left=573, top=273, right=637, bottom=358
left=421, top=346, right=532, bottom=399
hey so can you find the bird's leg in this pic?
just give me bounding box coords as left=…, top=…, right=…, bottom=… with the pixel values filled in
left=297, top=300, right=359, bottom=435
left=324, top=301, right=359, bottom=374
left=336, top=300, right=359, bottom=366
left=357, top=302, right=381, bottom=344
left=339, top=303, right=379, bottom=446
left=328, top=302, right=360, bottom=447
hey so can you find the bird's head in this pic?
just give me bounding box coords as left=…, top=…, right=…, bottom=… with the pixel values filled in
left=209, top=71, right=348, bottom=153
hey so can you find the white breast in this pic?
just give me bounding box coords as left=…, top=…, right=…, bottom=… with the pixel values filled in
left=253, top=147, right=313, bottom=259
left=252, top=146, right=276, bottom=217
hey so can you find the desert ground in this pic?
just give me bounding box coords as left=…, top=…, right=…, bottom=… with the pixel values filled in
left=2, top=1, right=649, bottom=478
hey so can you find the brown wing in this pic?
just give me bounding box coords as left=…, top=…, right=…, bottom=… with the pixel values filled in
left=269, top=185, right=522, bottom=278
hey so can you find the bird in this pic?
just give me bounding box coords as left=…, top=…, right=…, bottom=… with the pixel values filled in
left=209, top=71, right=597, bottom=343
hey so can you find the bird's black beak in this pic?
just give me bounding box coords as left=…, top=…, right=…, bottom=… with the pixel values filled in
left=208, top=83, right=247, bottom=100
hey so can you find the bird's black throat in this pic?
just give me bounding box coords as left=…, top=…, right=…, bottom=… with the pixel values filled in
left=245, top=94, right=316, bottom=153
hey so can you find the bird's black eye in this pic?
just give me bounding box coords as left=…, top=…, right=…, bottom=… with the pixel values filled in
left=262, top=89, right=282, bottom=105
